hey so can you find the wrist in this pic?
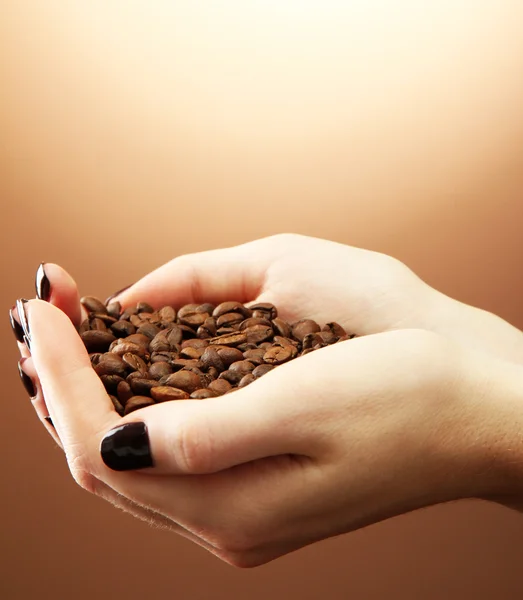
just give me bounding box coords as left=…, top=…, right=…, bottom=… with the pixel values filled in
left=426, top=289, right=523, bottom=366
left=455, top=353, right=523, bottom=507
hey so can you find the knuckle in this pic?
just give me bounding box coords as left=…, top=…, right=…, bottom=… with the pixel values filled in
left=175, top=414, right=214, bottom=474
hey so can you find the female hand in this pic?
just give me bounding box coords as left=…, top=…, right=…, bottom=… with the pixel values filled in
left=22, top=299, right=523, bottom=567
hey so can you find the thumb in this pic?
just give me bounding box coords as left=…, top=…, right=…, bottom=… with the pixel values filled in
left=101, top=365, right=315, bottom=475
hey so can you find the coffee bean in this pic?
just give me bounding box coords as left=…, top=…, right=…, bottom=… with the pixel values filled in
left=137, top=302, right=154, bottom=314
left=196, top=303, right=215, bottom=315
left=190, top=388, right=217, bottom=399
left=252, top=364, right=275, bottom=379
left=148, top=361, right=173, bottom=380
left=120, top=306, right=138, bottom=320
left=124, top=334, right=151, bottom=349
left=95, top=354, right=128, bottom=377
left=110, top=341, right=149, bottom=360
left=106, top=301, right=122, bottom=320
left=238, top=373, right=255, bottom=388
left=109, top=395, right=125, bottom=416
left=136, top=322, right=160, bottom=340
left=100, top=374, right=125, bottom=394
left=213, top=301, right=246, bottom=318
left=110, top=320, right=137, bottom=338
left=180, top=347, right=204, bottom=360
left=209, top=332, right=247, bottom=347
left=216, top=312, right=245, bottom=328
left=161, top=371, right=201, bottom=394
left=263, top=346, right=293, bottom=365
left=117, top=381, right=133, bottom=406
left=89, top=353, right=103, bottom=366
left=158, top=306, right=176, bottom=323
left=81, top=296, right=108, bottom=315
left=249, top=302, right=277, bottom=320
left=129, top=378, right=160, bottom=396
left=292, top=319, right=321, bottom=342
left=244, top=325, right=273, bottom=344
left=272, top=317, right=291, bottom=338
left=122, top=352, right=148, bottom=374
left=200, top=347, right=226, bottom=372
left=81, top=330, right=116, bottom=353
left=151, top=386, right=190, bottom=402
left=208, top=379, right=232, bottom=395
left=124, top=396, right=155, bottom=415
left=89, top=317, right=107, bottom=331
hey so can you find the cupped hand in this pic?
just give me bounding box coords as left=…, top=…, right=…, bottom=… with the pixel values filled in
left=25, top=299, right=500, bottom=567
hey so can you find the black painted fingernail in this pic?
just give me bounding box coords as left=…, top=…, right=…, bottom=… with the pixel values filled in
left=105, top=284, right=134, bottom=306
left=23, top=334, right=31, bottom=352
left=16, top=298, right=31, bottom=342
left=44, top=416, right=54, bottom=428
left=35, top=263, right=51, bottom=301
left=18, top=361, right=36, bottom=398
left=9, top=307, right=25, bottom=343
left=100, top=422, right=153, bottom=471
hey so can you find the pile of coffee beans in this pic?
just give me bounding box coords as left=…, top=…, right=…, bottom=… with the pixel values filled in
left=79, top=296, right=353, bottom=416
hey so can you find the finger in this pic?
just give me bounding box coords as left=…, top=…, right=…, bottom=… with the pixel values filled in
left=99, top=356, right=323, bottom=476
left=26, top=299, right=121, bottom=473
left=109, top=237, right=286, bottom=309
left=35, top=263, right=85, bottom=326
left=19, top=357, right=63, bottom=449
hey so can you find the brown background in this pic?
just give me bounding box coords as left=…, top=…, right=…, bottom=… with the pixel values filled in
left=1, top=2, right=523, bottom=599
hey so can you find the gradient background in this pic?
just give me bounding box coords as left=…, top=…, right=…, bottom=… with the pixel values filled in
left=2, top=2, right=523, bottom=599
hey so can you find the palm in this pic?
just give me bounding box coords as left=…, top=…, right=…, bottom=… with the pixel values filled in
left=251, top=237, right=432, bottom=336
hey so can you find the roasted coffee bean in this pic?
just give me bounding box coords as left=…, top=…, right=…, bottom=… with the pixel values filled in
left=218, top=369, right=244, bottom=384
left=91, top=313, right=118, bottom=325
left=196, top=303, right=215, bottom=314
left=148, top=362, right=173, bottom=380
left=109, top=395, right=125, bottom=416
left=158, top=306, right=176, bottom=322
left=111, top=341, right=149, bottom=360
left=170, top=359, right=201, bottom=371
left=272, top=318, right=292, bottom=338
left=302, top=332, right=324, bottom=350
left=110, top=320, right=137, bottom=338
left=129, top=378, right=160, bottom=396
left=150, top=351, right=178, bottom=364
left=263, top=346, right=293, bottom=365
left=79, top=319, right=91, bottom=334
left=213, top=301, right=246, bottom=318
left=292, top=319, right=321, bottom=342
left=90, top=317, right=107, bottom=331
left=124, top=334, right=151, bottom=348
left=197, top=317, right=217, bottom=338
left=151, top=386, right=190, bottom=402
left=124, top=396, right=155, bottom=415
left=89, top=353, right=103, bottom=366
left=127, top=371, right=151, bottom=382
left=209, top=332, right=247, bottom=347
left=81, top=330, right=116, bottom=353
left=122, top=352, right=148, bottom=374
left=208, top=379, right=232, bottom=395
left=81, top=296, right=107, bottom=315
left=95, top=354, right=128, bottom=377
left=117, top=381, right=133, bottom=406
left=252, top=364, right=275, bottom=379
left=190, top=389, right=217, bottom=399
left=136, top=322, right=161, bottom=340
left=179, top=312, right=208, bottom=328
left=149, top=331, right=171, bottom=353
left=229, top=360, right=255, bottom=375
left=243, top=348, right=266, bottom=365
left=178, top=324, right=197, bottom=339
left=216, top=327, right=239, bottom=336
left=177, top=303, right=199, bottom=318
left=137, top=302, right=154, bottom=314
left=181, top=338, right=208, bottom=349
left=239, top=317, right=272, bottom=330
left=323, top=322, right=346, bottom=338
left=249, top=302, right=277, bottom=320
left=244, top=325, right=273, bottom=344
left=216, top=312, right=245, bottom=328
left=161, top=371, right=201, bottom=394
left=216, top=347, right=244, bottom=367
left=106, top=301, right=122, bottom=319
left=180, top=347, right=204, bottom=360
left=120, top=306, right=138, bottom=320
left=200, top=347, right=226, bottom=372
left=100, top=374, right=125, bottom=394
left=238, top=373, right=255, bottom=388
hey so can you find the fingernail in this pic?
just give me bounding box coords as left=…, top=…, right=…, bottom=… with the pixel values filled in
left=9, top=307, right=25, bottom=343
left=16, top=299, right=31, bottom=342
left=100, top=422, right=153, bottom=471
left=44, top=416, right=54, bottom=428
left=105, top=284, right=134, bottom=306
left=35, top=263, right=51, bottom=301
left=18, top=360, right=36, bottom=398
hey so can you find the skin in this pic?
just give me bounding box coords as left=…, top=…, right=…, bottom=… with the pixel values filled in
left=18, top=234, right=523, bottom=567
